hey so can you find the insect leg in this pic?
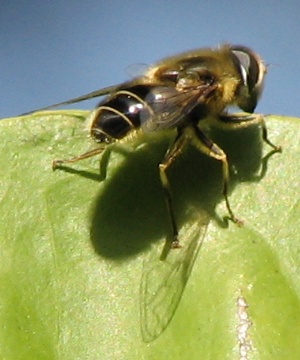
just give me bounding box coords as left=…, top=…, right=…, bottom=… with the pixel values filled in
left=185, top=125, right=242, bottom=224
left=218, top=113, right=281, bottom=151
left=159, top=131, right=189, bottom=248
left=52, top=147, right=104, bottom=170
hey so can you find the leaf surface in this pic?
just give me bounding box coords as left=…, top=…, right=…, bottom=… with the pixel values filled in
left=0, top=112, right=299, bottom=359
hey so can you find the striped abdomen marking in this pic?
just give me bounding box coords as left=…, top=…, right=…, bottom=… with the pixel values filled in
left=90, top=85, right=153, bottom=142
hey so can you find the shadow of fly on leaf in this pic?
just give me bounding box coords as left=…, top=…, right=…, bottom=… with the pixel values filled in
left=140, top=208, right=209, bottom=342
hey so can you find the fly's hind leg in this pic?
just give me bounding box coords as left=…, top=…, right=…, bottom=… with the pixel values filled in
left=52, top=147, right=104, bottom=170
left=218, top=113, right=282, bottom=152
left=159, top=130, right=189, bottom=249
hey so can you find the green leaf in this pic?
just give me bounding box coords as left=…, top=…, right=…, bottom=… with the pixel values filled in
left=0, top=111, right=300, bottom=359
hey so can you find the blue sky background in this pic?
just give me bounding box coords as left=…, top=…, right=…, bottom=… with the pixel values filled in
left=1, top=1, right=299, bottom=118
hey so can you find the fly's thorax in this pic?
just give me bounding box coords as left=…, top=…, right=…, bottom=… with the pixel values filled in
left=147, top=45, right=247, bottom=115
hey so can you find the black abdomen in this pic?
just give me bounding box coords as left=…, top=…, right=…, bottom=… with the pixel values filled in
left=90, top=85, right=153, bottom=143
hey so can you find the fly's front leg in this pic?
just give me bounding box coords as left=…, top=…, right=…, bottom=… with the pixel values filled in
left=186, top=125, right=243, bottom=225
left=159, top=131, right=189, bottom=248
left=260, top=117, right=282, bottom=152
left=218, top=113, right=281, bottom=152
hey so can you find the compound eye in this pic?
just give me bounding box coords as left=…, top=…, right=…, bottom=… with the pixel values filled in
left=230, top=45, right=266, bottom=112
left=231, top=46, right=261, bottom=92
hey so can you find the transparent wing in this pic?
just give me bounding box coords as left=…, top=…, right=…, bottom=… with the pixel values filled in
left=20, top=84, right=121, bottom=116
left=126, top=63, right=149, bottom=78
left=140, top=210, right=210, bottom=342
left=140, top=84, right=213, bottom=132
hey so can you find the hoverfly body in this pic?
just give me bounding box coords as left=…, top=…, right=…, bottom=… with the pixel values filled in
left=27, top=44, right=280, bottom=248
